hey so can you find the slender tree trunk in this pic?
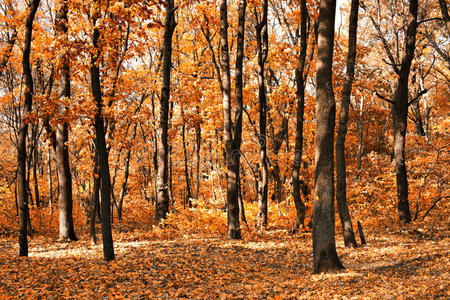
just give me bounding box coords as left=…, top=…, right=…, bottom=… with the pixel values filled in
left=55, top=0, right=77, bottom=241
left=155, top=0, right=176, bottom=223
left=291, top=0, right=308, bottom=233
left=438, top=0, right=450, bottom=35
left=90, top=152, right=100, bottom=244
left=48, top=149, right=53, bottom=213
left=17, top=0, right=40, bottom=257
left=90, top=4, right=114, bottom=260
left=392, top=0, right=418, bottom=224
left=195, top=123, right=201, bottom=200
left=312, top=0, right=344, bottom=273
left=356, top=97, right=364, bottom=178
left=181, top=122, right=192, bottom=207
left=255, top=0, right=268, bottom=230
left=335, top=0, right=359, bottom=248
left=33, top=144, right=40, bottom=207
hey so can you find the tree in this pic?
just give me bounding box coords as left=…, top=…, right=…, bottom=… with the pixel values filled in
left=155, top=0, right=176, bottom=223
left=90, top=0, right=114, bottom=261
left=312, top=0, right=344, bottom=273
left=255, top=0, right=269, bottom=230
left=54, top=0, right=77, bottom=241
left=218, top=0, right=245, bottom=239
left=335, top=0, right=359, bottom=248
left=17, top=0, right=40, bottom=257
left=291, top=0, right=309, bottom=233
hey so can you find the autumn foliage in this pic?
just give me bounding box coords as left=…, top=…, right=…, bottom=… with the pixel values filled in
left=0, top=0, right=448, bottom=297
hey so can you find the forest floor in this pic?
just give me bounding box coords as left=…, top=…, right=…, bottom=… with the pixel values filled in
left=0, top=219, right=448, bottom=299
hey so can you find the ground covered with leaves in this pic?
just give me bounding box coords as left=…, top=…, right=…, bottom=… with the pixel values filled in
left=0, top=218, right=448, bottom=299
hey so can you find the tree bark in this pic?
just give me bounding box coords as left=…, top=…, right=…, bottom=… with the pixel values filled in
left=219, top=0, right=245, bottom=239
left=90, top=2, right=115, bottom=260
left=181, top=122, right=192, bottom=207
left=312, top=0, right=344, bottom=273
left=155, top=0, right=176, bottom=223
left=291, top=0, right=308, bottom=233
left=17, top=0, right=40, bottom=257
left=255, top=0, right=269, bottom=230
left=55, top=0, right=77, bottom=241
left=335, top=0, right=359, bottom=248
left=392, top=0, right=418, bottom=224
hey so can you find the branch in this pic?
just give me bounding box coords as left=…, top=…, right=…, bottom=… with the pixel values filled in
left=407, top=88, right=430, bottom=107
left=375, top=92, right=395, bottom=105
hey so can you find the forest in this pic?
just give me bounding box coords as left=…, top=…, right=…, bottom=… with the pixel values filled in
left=0, top=0, right=448, bottom=297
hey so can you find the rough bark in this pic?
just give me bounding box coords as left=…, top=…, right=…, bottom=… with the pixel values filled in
left=220, top=0, right=245, bottom=239
left=90, top=4, right=115, bottom=260
left=291, top=0, right=308, bottom=233
left=17, top=0, right=40, bottom=257
left=312, top=0, right=344, bottom=273
left=55, top=0, right=77, bottom=241
left=155, top=0, right=176, bottom=223
left=438, top=0, right=450, bottom=35
left=255, top=0, right=269, bottom=230
left=392, top=0, right=418, bottom=224
left=335, top=0, right=359, bottom=248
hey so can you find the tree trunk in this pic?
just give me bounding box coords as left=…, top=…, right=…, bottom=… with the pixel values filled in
left=335, top=0, right=359, bottom=248
left=17, top=0, right=40, bottom=257
left=356, top=97, right=364, bottom=178
left=219, top=0, right=245, bottom=239
left=291, top=0, right=308, bottom=233
left=55, top=0, right=77, bottom=241
left=33, top=144, right=40, bottom=207
left=90, top=5, right=115, bottom=260
left=438, top=0, right=450, bottom=35
left=48, top=149, right=53, bottom=213
left=312, top=0, right=344, bottom=273
left=181, top=122, right=192, bottom=207
left=90, top=152, right=100, bottom=244
left=255, top=0, right=269, bottom=230
left=392, top=0, right=418, bottom=224
left=195, top=122, right=201, bottom=200
left=155, top=0, right=176, bottom=223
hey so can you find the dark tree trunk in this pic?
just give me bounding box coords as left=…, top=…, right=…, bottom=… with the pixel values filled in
left=32, top=144, right=40, bottom=208
left=48, top=149, right=53, bottom=213
left=90, top=153, right=100, bottom=244
left=312, top=0, right=344, bottom=273
left=181, top=122, right=192, bottom=207
left=219, top=0, right=245, bottom=239
left=55, top=0, right=77, bottom=241
left=255, top=0, right=268, bottom=230
left=195, top=122, right=201, bottom=200
left=335, top=0, right=359, bottom=248
left=392, top=0, right=418, bottom=224
left=17, top=0, right=40, bottom=257
left=155, top=0, right=176, bottom=223
left=438, top=0, right=450, bottom=35
left=90, top=7, right=114, bottom=261
left=291, top=0, right=308, bottom=233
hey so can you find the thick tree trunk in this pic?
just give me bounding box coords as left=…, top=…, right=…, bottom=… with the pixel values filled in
left=90, top=6, right=114, bottom=260
left=392, top=0, right=418, bottom=224
left=55, top=0, right=77, bottom=241
left=291, top=0, right=308, bottom=233
left=255, top=0, right=269, bottom=230
left=155, top=0, right=176, bottom=223
left=220, top=0, right=244, bottom=239
left=17, top=0, right=40, bottom=257
left=312, top=0, right=344, bottom=273
left=335, top=0, right=359, bottom=248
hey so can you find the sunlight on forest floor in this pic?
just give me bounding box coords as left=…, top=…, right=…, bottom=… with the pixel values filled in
left=0, top=222, right=448, bottom=298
